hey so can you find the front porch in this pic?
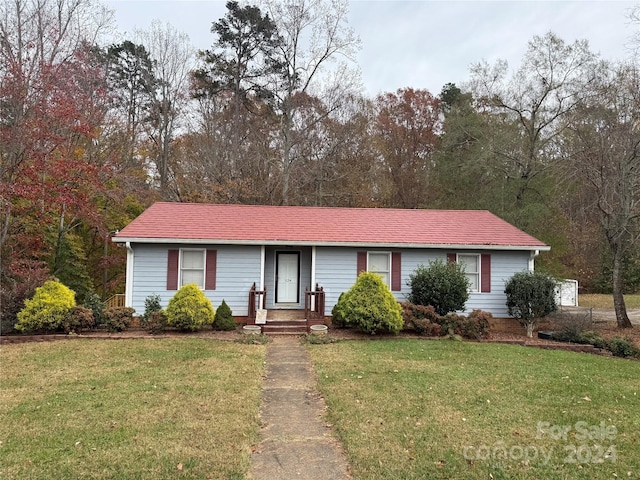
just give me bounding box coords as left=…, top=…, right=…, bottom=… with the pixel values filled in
left=247, top=283, right=326, bottom=334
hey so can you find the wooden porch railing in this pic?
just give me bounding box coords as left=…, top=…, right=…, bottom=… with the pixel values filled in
left=105, top=294, right=125, bottom=309
left=305, top=284, right=325, bottom=326
left=248, top=283, right=267, bottom=324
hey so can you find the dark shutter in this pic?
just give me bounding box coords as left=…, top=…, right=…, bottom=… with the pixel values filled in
left=357, top=251, right=367, bottom=276
left=391, top=252, right=402, bottom=291
left=481, top=254, right=491, bottom=292
left=447, top=253, right=456, bottom=263
left=205, top=249, right=217, bottom=290
left=167, top=249, right=179, bottom=290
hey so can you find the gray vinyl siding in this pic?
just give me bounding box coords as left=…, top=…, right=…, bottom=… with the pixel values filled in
left=129, top=244, right=261, bottom=316
left=129, top=243, right=532, bottom=318
left=315, top=247, right=531, bottom=317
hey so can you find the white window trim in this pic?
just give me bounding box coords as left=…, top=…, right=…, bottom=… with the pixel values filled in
left=180, top=248, right=206, bottom=289
left=457, top=253, right=480, bottom=293
left=367, top=251, right=391, bottom=287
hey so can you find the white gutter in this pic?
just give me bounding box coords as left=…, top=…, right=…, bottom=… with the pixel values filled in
left=113, top=237, right=551, bottom=252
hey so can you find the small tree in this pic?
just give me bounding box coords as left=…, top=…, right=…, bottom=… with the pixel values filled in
left=213, top=300, right=236, bottom=331
left=505, top=271, right=557, bottom=337
left=15, top=280, right=76, bottom=333
left=407, top=259, right=470, bottom=315
left=333, top=272, right=403, bottom=335
left=166, top=284, right=215, bottom=331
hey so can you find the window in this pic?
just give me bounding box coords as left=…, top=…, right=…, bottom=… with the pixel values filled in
left=368, top=252, right=390, bottom=287
left=458, top=254, right=479, bottom=292
left=181, top=249, right=205, bottom=288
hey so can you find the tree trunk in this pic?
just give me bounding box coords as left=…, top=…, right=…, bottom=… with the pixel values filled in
left=526, top=321, right=535, bottom=338
left=611, top=247, right=633, bottom=328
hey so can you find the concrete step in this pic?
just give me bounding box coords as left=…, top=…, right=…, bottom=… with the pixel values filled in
left=262, top=320, right=307, bottom=335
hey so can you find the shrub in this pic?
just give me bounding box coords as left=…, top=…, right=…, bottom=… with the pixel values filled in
left=466, top=309, right=493, bottom=339
left=333, top=272, right=403, bottom=335
left=166, top=284, right=215, bottom=331
left=62, top=306, right=95, bottom=333
left=331, top=293, right=348, bottom=328
left=407, top=259, right=470, bottom=316
left=435, top=312, right=491, bottom=340
left=140, top=294, right=167, bottom=333
left=103, top=307, right=135, bottom=332
left=606, top=337, right=640, bottom=358
left=505, top=271, right=557, bottom=338
left=213, top=300, right=236, bottom=331
left=141, top=310, right=168, bottom=334
left=15, top=280, right=76, bottom=333
left=550, top=329, right=609, bottom=349
left=400, top=302, right=441, bottom=336
left=83, top=292, right=105, bottom=326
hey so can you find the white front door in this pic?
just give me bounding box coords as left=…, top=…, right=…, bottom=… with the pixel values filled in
left=276, top=252, right=299, bottom=303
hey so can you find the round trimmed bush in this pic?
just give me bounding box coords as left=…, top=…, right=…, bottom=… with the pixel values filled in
left=15, top=280, right=76, bottom=333
left=334, top=272, right=403, bottom=334
left=166, top=284, right=215, bottom=331
left=407, top=259, right=470, bottom=316
left=213, top=300, right=236, bottom=331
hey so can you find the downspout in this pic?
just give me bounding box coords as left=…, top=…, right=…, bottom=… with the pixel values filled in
left=528, top=249, right=539, bottom=272
left=125, top=242, right=134, bottom=309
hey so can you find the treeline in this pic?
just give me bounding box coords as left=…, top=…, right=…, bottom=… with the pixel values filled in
left=1, top=0, right=639, bottom=329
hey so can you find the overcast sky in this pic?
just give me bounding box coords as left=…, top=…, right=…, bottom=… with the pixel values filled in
left=104, top=0, right=638, bottom=96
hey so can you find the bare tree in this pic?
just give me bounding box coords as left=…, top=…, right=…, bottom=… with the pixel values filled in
left=564, top=62, right=640, bottom=329
left=136, top=20, right=194, bottom=199
left=261, top=0, right=361, bottom=204
left=468, top=32, right=598, bottom=207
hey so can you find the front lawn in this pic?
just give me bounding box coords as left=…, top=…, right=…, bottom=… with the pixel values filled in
left=0, top=339, right=265, bottom=479
left=309, top=340, right=640, bottom=479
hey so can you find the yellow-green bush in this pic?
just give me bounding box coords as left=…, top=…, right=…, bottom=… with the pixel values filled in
left=166, top=284, right=215, bottom=331
left=334, top=272, right=403, bottom=334
left=15, top=280, right=76, bottom=333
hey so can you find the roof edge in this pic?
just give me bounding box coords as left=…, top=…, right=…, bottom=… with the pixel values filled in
left=113, top=237, right=550, bottom=251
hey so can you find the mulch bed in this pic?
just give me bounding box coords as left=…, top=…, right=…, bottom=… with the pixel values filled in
left=2, top=321, right=638, bottom=358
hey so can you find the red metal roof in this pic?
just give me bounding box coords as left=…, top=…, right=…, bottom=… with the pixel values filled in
left=113, top=202, right=549, bottom=249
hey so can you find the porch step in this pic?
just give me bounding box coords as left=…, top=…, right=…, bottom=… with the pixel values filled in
left=261, top=320, right=307, bottom=335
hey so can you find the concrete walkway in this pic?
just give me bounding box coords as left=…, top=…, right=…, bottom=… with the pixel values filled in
left=249, top=337, right=351, bottom=480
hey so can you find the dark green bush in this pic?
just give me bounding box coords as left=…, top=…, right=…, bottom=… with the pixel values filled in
left=607, top=337, right=640, bottom=358
left=103, top=307, right=135, bottom=332
left=166, top=284, right=215, bottom=331
left=334, top=272, right=403, bottom=335
left=82, top=292, right=105, bottom=326
left=213, top=300, right=236, bottom=331
left=62, top=306, right=95, bottom=333
left=505, top=271, right=557, bottom=338
left=407, top=260, right=470, bottom=316
left=139, top=294, right=166, bottom=333
left=15, top=280, right=76, bottom=333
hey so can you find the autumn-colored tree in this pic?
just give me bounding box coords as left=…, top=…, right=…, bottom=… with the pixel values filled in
left=374, top=88, right=441, bottom=208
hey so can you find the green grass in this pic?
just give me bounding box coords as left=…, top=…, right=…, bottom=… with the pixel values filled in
left=308, top=340, right=640, bottom=480
left=0, top=339, right=265, bottom=480
left=579, top=294, right=640, bottom=309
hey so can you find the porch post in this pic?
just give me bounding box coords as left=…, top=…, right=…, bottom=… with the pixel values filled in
left=311, top=246, right=317, bottom=310
left=260, top=245, right=266, bottom=307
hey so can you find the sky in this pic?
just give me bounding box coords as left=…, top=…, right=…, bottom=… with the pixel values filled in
left=104, top=0, right=638, bottom=96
